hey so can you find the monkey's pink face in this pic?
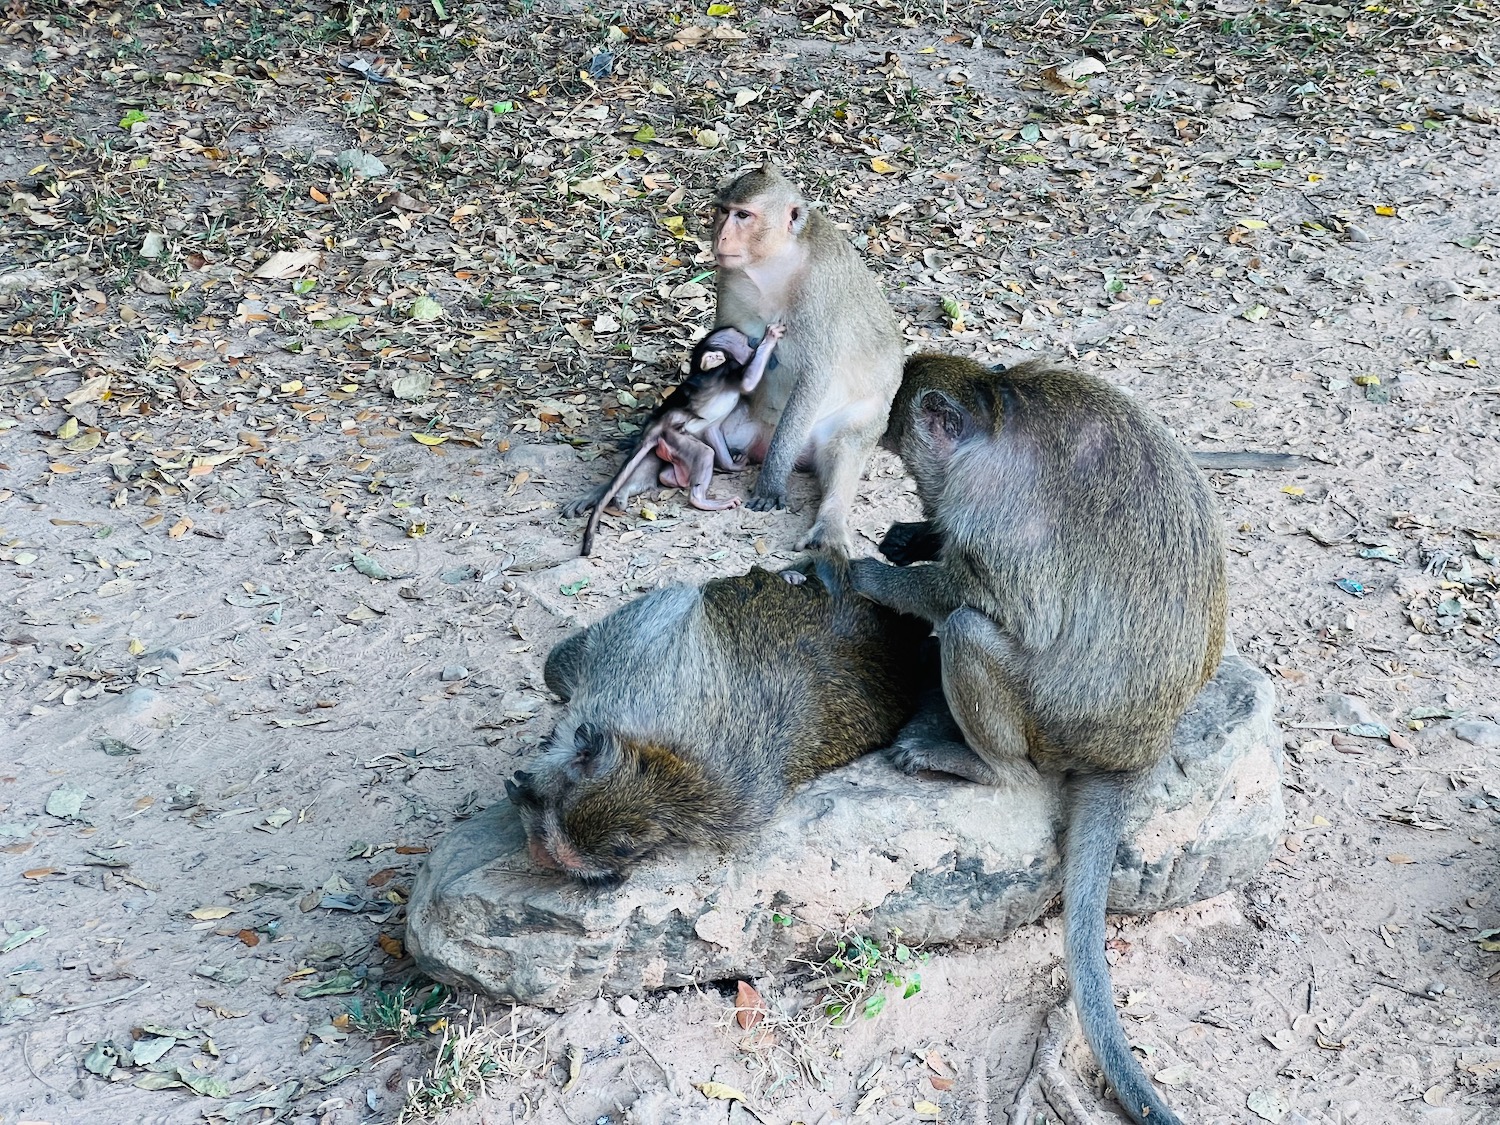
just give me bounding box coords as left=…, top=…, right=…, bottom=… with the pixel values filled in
left=712, top=200, right=796, bottom=268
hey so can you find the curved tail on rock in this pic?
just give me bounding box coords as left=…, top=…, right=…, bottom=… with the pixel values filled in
left=1064, top=771, right=1185, bottom=1125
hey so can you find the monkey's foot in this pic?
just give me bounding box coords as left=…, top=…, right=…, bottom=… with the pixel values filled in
left=689, top=495, right=742, bottom=512
left=1007, top=1006, right=1099, bottom=1125
left=746, top=490, right=788, bottom=512
left=886, top=735, right=1012, bottom=786
left=795, top=520, right=852, bottom=558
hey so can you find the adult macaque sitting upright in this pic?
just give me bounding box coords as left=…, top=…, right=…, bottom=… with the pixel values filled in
left=711, top=164, right=902, bottom=557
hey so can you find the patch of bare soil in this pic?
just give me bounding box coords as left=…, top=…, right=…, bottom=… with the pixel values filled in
left=1, top=1, right=1497, bottom=1123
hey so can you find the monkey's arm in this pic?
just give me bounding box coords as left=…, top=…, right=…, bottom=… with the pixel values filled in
left=738, top=323, right=784, bottom=395
left=848, top=557, right=962, bottom=625
left=879, top=521, right=942, bottom=565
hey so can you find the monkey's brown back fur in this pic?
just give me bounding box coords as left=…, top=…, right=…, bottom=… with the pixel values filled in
left=512, top=567, right=929, bottom=883
left=892, top=354, right=1227, bottom=773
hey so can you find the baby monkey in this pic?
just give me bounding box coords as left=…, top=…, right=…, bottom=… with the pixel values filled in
left=578, top=324, right=785, bottom=556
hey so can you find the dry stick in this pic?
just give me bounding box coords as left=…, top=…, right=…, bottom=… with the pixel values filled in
left=21, top=1033, right=67, bottom=1094
left=50, top=980, right=149, bottom=1015
left=619, top=1016, right=674, bottom=1084
left=1370, top=979, right=1441, bottom=1002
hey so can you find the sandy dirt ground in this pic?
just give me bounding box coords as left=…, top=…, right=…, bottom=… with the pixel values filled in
left=1, top=1, right=1498, bottom=1123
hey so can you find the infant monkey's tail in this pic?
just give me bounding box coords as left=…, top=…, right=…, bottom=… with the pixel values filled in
left=1064, top=771, right=1185, bottom=1125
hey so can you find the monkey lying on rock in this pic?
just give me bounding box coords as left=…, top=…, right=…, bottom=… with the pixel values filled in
left=851, top=354, right=1226, bottom=1125
left=506, top=566, right=930, bottom=887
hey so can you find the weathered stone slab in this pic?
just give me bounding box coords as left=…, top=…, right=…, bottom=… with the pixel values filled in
left=407, top=653, right=1282, bottom=1007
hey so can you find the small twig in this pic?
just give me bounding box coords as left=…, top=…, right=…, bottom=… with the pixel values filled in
left=619, top=1016, right=674, bottom=1085
left=50, top=981, right=149, bottom=1015
left=21, top=1033, right=67, bottom=1093
left=1370, top=979, right=1440, bottom=1002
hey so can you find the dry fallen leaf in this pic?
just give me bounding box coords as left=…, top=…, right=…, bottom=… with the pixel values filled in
left=697, top=1081, right=747, bottom=1102
left=188, top=905, right=234, bottom=920
left=734, top=980, right=767, bottom=1029
left=252, top=249, right=322, bottom=279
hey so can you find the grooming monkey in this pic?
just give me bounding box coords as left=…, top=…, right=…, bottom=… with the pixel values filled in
left=710, top=163, right=903, bottom=557
left=577, top=325, right=784, bottom=556
left=505, top=566, right=929, bottom=886
left=850, top=354, right=1226, bottom=1125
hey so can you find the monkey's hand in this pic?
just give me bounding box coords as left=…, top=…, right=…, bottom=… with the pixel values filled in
left=560, top=488, right=604, bottom=518
left=765, top=322, right=787, bottom=341
left=848, top=556, right=959, bottom=625
left=879, top=521, right=943, bottom=566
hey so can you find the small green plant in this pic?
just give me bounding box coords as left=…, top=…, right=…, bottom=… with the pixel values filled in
left=731, top=928, right=934, bottom=1097
left=814, top=931, right=927, bottom=1026
left=347, top=980, right=450, bottom=1042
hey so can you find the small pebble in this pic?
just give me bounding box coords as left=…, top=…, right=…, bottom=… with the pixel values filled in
left=440, top=664, right=468, bottom=682
left=616, top=995, right=639, bottom=1017
left=1346, top=223, right=1372, bottom=243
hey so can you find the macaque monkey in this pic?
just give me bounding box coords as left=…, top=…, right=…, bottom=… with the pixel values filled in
left=573, top=325, right=784, bottom=556
left=850, top=354, right=1227, bottom=1125
left=505, top=566, right=929, bottom=886
left=710, top=163, right=902, bottom=557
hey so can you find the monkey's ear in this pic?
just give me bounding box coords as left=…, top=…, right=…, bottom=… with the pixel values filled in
left=697, top=349, right=727, bottom=371
left=787, top=203, right=807, bottom=236
left=565, top=723, right=619, bottom=780
left=917, top=389, right=982, bottom=456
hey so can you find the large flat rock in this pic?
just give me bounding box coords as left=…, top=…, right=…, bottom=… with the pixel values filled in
left=407, top=654, right=1282, bottom=1007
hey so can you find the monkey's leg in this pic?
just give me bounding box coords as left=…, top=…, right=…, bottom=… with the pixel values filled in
left=796, top=397, right=886, bottom=555
left=658, top=462, right=691, bottom=488
left=720, top=401, right=770, bottom=469
left=1008, top=1006, right=1099, bottom=1125
left=748, top=365, right=829, bottom=512
left=932, top=608, right=1044, bottom=790
left=704, top=423, right=747, bottom=472
left=664, top=432, right=742, bottom=512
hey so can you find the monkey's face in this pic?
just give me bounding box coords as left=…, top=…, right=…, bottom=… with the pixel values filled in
left=712, top=183, right=804, bottom=270
left=505, top=723, right=688, bottom=887
left=694, top=327, right=754, bottom=370
left=695, top=348, right=728, bottom=372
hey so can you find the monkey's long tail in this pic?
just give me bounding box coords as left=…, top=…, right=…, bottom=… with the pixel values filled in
left=1064, top=772, right=1185, bottom=1125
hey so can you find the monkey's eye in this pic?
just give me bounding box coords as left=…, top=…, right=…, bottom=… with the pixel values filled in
left=735, top=209, right=751, bottom=221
